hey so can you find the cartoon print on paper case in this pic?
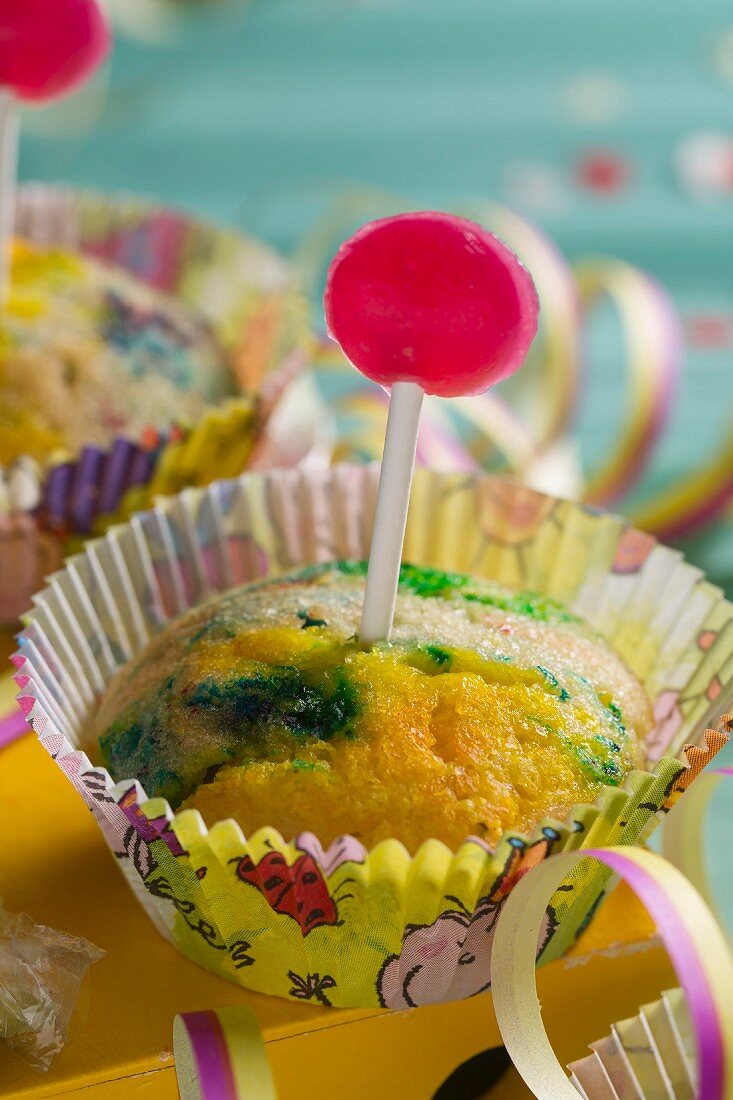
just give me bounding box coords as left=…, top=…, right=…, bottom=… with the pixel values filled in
left=230, top=842, right=358, bottom=936
left=660, top=725, right=731, bottom=813
left=84, top=211, right=190, bottom=292
left=96, top=782, right=246, bottom=967
left=469, top=479, right=561, bottom=581
left=611, top=526, right=656, bottom=575
left=377, top=828, right=562, bottom=1009
left=287, top=971, right=337, bottom=1005
left=647, top=626, right=727, bottom=761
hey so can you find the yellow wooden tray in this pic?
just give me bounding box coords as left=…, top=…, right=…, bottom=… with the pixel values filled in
left=0, top=724, right=676, bottom=1099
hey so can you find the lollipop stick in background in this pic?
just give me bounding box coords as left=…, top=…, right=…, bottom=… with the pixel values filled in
left=325, top=212, right=539, bottom=644
left=0, top=0, right=110, bottom=303
left=0, top=89, right=17, bottom=303
left=360, top=380, right=424, bottom=644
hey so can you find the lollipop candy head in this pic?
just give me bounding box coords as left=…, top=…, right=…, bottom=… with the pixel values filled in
left=324, top=211, right=539, bottom=398
left=0, top=0, right=110, bottom=103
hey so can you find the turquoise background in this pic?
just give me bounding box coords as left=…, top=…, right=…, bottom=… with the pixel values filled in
left=18, top=0, right=733, bottom=575
left=16, top=0, right=733, bottom=901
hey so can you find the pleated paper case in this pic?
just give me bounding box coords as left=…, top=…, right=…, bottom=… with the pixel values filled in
left=1, top=183, right=311, bottom=627
left=13, top=466, right=732, bottom=1008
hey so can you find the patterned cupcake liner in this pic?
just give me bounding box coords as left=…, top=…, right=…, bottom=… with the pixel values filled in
left=13, top=183, right=308, bottom=383
left=568, top=987, right=697, bottom=1096
left=12, top=466, right=733, bottom=1008
left=0, top=183, right=313, bottom=626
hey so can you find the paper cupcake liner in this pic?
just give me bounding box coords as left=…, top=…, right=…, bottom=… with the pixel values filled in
left=0, top=183, right=313, bottom=626
left=12, top=467, right=732, bottom=1008
left=37, top=400, right=257, bottom=537
left=29, top=370, right=325, bottom=545
left=14, top=183, right=308, bottom=379
left=567, top=987, right=696, bottom=1097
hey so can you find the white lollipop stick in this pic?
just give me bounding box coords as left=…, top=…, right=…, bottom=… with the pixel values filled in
left=0, top=90, right=18, bottom=306
left=359, top=380, right=424, bottom=645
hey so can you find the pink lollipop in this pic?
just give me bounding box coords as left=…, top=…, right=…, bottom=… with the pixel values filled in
left=0, top=0, right=110, bottom=299
left=324, top=212, right=539, bottom=643
left=325, top=212, right=538, bottom=398
left=0, top=0, right=110, bottom=103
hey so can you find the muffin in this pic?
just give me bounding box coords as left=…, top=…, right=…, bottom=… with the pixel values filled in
left=0, top=240, right=234, bottom=465
left=95, top=561, right=652, bottom=853
left=20, top=463, right=730, bottom=1009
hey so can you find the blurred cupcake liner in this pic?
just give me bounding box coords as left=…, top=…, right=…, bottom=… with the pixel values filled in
left=12, top=466, right=732, bottom=1008
left=14, top=183, right=308, bottom=383
left=0, top=183, right=314, bottom=627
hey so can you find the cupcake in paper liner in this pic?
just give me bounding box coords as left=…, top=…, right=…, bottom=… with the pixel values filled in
left=0, top=240, right=230, bottom=465
left=0, top=183, right=312, bottom=626
left=7, top=184, right=308, bottom=464
left=12, top=466, right=732, bottom=1008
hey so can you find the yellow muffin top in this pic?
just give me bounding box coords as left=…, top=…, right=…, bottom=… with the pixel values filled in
left=95, top=562, right=652, bottom=853
left=0, top=240, right=233, bottom=465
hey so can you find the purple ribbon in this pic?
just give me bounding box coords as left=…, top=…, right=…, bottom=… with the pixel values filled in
left=179, top=1010, right=237, bottom=1099
left=588, top=848, right=725, bottom=1100
left=0, top=709, right=27, bottom=751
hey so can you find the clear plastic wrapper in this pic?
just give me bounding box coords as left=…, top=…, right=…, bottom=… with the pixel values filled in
left=0, top=901, right=104, bottom=1072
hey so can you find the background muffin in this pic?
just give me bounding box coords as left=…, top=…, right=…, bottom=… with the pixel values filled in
left=0, top=185, right=311, bottom=636
left=0, top=240, right=233, bottom=466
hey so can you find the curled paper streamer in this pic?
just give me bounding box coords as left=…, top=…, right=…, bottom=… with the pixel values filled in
left=574, top=260, right=683, bottom=508
left=424, top=391, right=539, bottom=474
left=456, top=200, right=583, bottom=448
left=491, top=846, right=733, bottom=1100
left=173, top=1006, right=276, bottom=1100
left=630, top=439, right=733, bottom=543
left=319, top=349, right=536, bottom=475
left=663, top=761, right=733, bottom=939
